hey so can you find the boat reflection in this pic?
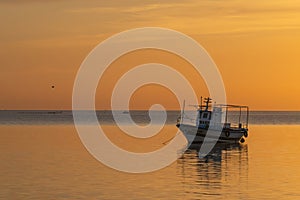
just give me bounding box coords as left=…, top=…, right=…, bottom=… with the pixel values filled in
left=176, top=143, right=249, bottom=197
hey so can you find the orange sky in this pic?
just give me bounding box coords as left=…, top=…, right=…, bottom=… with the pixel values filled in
left=1, top=0, right=300, bottom=110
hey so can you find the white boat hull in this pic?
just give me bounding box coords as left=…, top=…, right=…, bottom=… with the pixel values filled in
left=177, top=124, right=247, bottom=145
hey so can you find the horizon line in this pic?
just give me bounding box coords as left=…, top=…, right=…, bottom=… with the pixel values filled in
left=1, top=109, right=300, bottom=112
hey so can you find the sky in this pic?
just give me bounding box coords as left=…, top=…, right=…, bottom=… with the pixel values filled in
left=1, top=0, right=300, bottom=110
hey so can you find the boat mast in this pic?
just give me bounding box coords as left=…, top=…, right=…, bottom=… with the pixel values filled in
left=204, top=97, right=211, bottom=111
left=200, top=96, right=202, bottom=111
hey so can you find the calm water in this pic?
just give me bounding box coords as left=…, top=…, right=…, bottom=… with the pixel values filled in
left=1, top=111, right=300, bottom=199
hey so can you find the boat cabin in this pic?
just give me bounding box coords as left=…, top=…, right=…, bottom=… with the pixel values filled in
left=195, top=97, right=249, bottom=130
left=196, top=97, right=212, bottom=128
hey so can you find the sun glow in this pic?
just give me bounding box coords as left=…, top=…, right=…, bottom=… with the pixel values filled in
left=1, top=0, right=300, bottom=110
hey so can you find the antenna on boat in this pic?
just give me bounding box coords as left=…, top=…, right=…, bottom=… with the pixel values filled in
left=200, top=96, right=202, bottom=111
left=204, top=97, right=212, bottom=111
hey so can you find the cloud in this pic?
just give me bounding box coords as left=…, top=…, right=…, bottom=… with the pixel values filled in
left=1, top=0, right=300, bottom=44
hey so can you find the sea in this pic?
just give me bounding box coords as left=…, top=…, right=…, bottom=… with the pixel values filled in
left=1, top=110, right=300, bottom=200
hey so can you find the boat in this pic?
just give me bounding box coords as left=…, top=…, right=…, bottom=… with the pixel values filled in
left=176, top=97, right=249, bottom=146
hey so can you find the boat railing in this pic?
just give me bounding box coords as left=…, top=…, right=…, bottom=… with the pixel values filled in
left=215, top=104, right=249, bottom=129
